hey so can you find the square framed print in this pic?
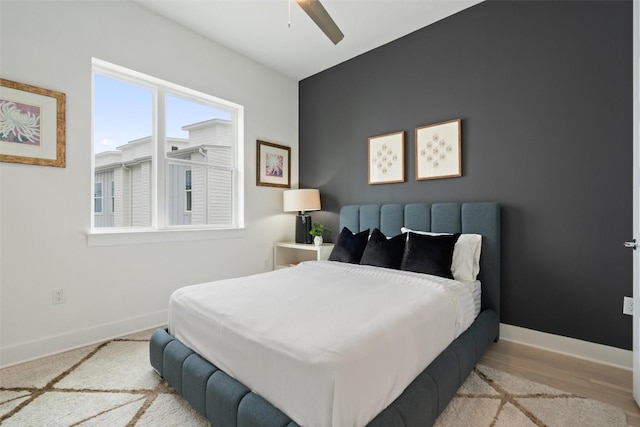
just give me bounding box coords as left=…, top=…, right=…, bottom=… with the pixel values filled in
left=256, top=140, right=291, bottom=188
left=415, top=118, right=461, bottom=180
left=0, top=78, right=66, bottom=167
left=368, top=131, right=404, bottom=185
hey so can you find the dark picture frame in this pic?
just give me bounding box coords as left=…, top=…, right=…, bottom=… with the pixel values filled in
left=256, top=140, right=291, bottom=188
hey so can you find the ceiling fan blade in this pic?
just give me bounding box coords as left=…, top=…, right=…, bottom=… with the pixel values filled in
left=295, top=0, right=344, bottom=45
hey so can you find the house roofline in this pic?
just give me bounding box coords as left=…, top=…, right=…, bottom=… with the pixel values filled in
left=116, top=136, right=188, bottom=150
left=95, top=155, right=152, bottom=173
left=181, top=118, right=231, bottom=132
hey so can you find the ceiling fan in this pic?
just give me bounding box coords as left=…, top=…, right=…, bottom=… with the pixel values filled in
left=295, top=0, right=344, bottom=45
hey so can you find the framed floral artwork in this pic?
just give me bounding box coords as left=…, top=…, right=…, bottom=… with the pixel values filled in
left=415, top=118, right=461, bottom=180
left=368, top=131, right=405, bottom=185
left=256, top=140, right=291, bottom=188
left=0, top=78, right=66, bottom=167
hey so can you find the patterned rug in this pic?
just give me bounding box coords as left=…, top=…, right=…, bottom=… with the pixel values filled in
left=0, top=330, right=627, bottom=426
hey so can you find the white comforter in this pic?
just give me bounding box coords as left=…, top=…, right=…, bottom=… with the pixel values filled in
left=168, top=261, right=477, bottom=427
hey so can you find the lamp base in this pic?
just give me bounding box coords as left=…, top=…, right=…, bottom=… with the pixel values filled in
left=295, top=214, right=313, bottom=244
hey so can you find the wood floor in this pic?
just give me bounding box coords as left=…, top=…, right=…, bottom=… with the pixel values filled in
left=480, top=340, right=640, bottom=426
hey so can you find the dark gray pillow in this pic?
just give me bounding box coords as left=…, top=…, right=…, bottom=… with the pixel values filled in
left=328, top=227, right=369, bottom=263
left=360, top=228, right=406, bottom=270
left=400, top=232, right=460, bottom=279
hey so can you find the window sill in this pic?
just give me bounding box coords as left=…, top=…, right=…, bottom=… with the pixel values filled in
left=87, top=227, right=247, bottom=247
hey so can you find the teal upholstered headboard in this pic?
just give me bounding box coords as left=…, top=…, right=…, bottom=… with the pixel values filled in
left=339, top=202, right=500, bottom=318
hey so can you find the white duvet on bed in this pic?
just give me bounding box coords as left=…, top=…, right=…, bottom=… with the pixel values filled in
left=168, top=261, right=478, bottom=427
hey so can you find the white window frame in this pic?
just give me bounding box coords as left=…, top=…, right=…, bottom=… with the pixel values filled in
left=88, top=58, right=245, bottom=246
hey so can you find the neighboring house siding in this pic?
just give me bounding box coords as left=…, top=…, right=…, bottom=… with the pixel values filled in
left=216, top=124, right=231, bottom=149
left=167, top=163, right=192, bottom=225
left=186, top=128, right=212, bottom=147
left=97, top=162, right=150, bottom=228
left=208, top=146, right=232, bottom=225
left=184, top=120, right=231, bottom=148
left=209, top=168, right=232, bottom=225
left=94, top=119, right=233, bottom=228
left=94, top=170, right=114, bottom=227
left=191, top=160, right=207, bottom=226
left=131, top=162, right=151, bottom=227
left=173, top=146, right=233, bottom=226
left=113, top=167, right=126, bottom=227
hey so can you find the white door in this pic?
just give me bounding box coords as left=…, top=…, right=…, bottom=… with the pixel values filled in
left=634, top=0, right=639, bottom=406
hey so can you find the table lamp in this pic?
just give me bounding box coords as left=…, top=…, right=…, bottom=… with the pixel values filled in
left=283, top=189, right=321, bottom=244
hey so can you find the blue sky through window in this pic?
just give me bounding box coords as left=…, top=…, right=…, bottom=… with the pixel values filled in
left=93, top=74, right=232, bottom=154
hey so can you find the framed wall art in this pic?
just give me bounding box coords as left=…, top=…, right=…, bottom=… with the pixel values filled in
left=0, top=78, right=66, bottom=167
left=415, top=118, right=461, bottom=180
left=256, top=140, right=291, bottom=188
left=368, top=131, right=405, bottom=185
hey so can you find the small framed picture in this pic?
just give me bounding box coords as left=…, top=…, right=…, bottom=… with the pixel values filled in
left=368, top=131, right=405, bottom=185
left=0, top=78, right=66, bottom=167
left=256, top=140, right=291, bottom=188
left=415, top=118, right=461, bottom=180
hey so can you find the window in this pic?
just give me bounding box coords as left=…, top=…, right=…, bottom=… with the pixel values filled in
left=94, top=182, right=103, bottom=214
left=91, top=59, right=244, bottom=232
left=185, top=169, right=192, bottom=212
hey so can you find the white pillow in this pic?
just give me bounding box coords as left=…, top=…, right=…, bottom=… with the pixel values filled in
left=400, top=227, right=482, bottom=281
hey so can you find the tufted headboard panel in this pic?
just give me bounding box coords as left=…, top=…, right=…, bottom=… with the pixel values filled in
left=340, top=202, right=500, bottom=317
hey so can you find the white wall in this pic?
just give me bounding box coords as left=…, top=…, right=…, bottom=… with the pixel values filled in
left=0, top=0, right=299, bottom=366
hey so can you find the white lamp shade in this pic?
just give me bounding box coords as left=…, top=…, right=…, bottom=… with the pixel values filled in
left=283, top=189, right=321, bottom=212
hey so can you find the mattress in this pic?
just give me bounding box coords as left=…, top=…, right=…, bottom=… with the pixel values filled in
left=168, top=260, right=478, bottom=427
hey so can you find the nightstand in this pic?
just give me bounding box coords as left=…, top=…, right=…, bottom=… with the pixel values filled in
left=273, top=242, right=334, bottom=270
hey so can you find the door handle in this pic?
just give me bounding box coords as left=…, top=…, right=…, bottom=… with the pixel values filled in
left=624, top=239, right=637, bottom=250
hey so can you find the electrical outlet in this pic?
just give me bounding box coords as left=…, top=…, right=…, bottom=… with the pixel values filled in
left=53, top=288, right=65, bottom=305
left=623, top=296, right=633, bottom=316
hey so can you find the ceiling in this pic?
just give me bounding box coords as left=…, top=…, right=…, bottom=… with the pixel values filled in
left=133, top=0, right=482, bottom=81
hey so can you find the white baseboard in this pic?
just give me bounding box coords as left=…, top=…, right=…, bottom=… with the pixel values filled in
left=0, top=310, right=168, bottom=368
left=500, top=323, right=633, bottom=371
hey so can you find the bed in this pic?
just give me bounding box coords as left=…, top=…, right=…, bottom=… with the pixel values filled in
left=150, top=201, right=500, bottom=427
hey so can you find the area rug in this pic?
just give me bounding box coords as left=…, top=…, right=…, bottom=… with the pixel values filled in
left=0, top=330, right=627, bottom=426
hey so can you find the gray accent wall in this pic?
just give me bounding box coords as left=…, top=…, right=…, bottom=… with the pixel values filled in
left=299, top=0, right=632, bottom=350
